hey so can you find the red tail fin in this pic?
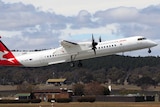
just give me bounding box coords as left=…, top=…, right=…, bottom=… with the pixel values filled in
left=0, top=40, right=21, bottom=66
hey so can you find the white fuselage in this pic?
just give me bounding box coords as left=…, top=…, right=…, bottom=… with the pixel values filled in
left=13, top=36, right=157, bottom=67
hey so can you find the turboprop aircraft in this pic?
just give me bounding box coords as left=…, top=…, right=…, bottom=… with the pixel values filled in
left=0, top=35, right=158, bottom=67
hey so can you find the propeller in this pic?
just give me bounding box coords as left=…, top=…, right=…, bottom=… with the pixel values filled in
left=92, top=34, right=98, bottom=55
left=99, top=36, right=102, bottom=42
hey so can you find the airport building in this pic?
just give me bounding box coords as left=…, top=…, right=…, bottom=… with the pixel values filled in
left=46, top=78, right=66, bottom=86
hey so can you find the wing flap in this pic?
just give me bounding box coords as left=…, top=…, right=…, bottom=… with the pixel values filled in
left=48, top=60, right=66, bottom=65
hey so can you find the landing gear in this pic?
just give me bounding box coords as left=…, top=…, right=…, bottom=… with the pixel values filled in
left=69, top=61, right=83, bottom=67
left=70, top=55, right=82, bottom=67
left=77, top=61, right=82, bottom=67
left=70, top=62, right=75, bottom=67
left=70, top=55, right=76, bottom=67
left=148, top=48, right=151, bottom=53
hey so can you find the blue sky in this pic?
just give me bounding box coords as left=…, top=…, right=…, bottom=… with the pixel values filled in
left=0, top=0, right=160, bottom=56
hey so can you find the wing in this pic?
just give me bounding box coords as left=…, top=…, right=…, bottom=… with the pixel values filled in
left=48, top=60, right=66, bottom=65
left=61, top=40, right=78, bottom=48
left=61, top=40, right=91, bottom=55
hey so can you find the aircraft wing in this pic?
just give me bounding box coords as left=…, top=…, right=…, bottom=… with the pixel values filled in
left=61, top=40, right=78, bottom=48
left=48, top=60, right=66, bottom=65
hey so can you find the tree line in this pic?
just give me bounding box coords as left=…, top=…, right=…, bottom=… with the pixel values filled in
left=0, top=55, right=160, bottom=88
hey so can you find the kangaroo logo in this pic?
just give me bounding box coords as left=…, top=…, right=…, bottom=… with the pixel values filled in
left=0, top=50, right=14, bottom=63
left=0, top=40, right=21, bottom=66
left=0, top=50, right=8, bottom=60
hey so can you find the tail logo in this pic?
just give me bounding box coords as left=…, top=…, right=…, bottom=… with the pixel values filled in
left=0, top=40, right=21, bottom=66
left=0, top=50, right=8, bottom=60
left=0, top=50, right=15, bottom=63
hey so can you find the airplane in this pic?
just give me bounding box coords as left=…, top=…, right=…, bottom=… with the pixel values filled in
left=0, top=35, right=158, bottom=67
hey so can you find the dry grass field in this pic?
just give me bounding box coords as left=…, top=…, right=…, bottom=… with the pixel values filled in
left=0, top=102, right=160, bottom=107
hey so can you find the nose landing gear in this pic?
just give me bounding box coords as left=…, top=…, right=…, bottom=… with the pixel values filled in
left=148, top=48, right=151, bottom=53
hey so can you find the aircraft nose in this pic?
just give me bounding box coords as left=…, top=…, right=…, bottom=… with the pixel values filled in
left=149, top=40, right=158, bottom=47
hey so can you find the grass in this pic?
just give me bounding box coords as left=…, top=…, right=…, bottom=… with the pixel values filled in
left=0, top=102, right=160, bottom=107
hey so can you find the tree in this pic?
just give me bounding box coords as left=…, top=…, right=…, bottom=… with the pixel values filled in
left=84, top=82, right=106, bottom=95
left=73, top=83, right=85, bottom=96
left=103, top=86, right=111, bottom=95
left=17, top=81, right=38, bottom=92
left=136, top=76, right=156, bottom=90
left=106, top=67, right=125, bottom=84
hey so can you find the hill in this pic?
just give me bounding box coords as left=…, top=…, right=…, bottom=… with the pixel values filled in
left=0, top=55, right=160, bottom=86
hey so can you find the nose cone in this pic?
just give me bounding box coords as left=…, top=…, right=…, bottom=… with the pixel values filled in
left=149, top=40, right=158, bottom=47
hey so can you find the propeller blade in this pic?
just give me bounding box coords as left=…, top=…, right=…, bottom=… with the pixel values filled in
left=91, top=34, right=98, bottom=55
left=92, top=34, right=95, bottom=45
left=99, top=36, right=102, bottom=42
left=93, top=48, right=96, bottom=55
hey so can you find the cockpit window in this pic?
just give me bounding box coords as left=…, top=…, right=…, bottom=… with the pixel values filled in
left=138, top=38, right=146, bottom=41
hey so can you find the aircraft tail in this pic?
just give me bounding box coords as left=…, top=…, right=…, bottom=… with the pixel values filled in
left=0, top=39, right=21, bottom=66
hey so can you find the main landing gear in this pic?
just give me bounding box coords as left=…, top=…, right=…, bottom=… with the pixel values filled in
left=69, top=34, right=98, bottom=67
left=70, top=61, right=82, bottom=67
left=70, top=62, right=75, bottom=67
left=77, top=61, right=82, bottom=67
left=70, top=55, right=83, bottom=67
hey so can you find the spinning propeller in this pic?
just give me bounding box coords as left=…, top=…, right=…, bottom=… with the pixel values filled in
left=92, top=34, right=98, bottom=55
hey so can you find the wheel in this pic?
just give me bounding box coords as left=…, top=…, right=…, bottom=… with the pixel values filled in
left=70, top=62, right=75, bottom=67
left=77, top=61, right=83, bottom=67
left=148, top=48, right=151, bottom=53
